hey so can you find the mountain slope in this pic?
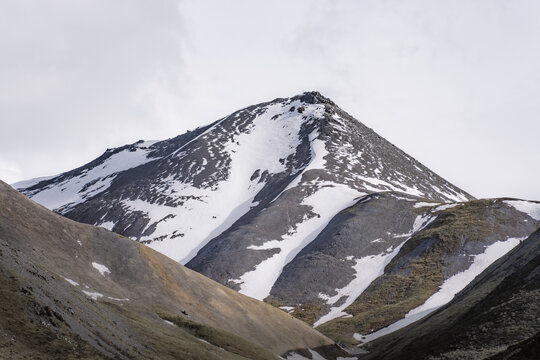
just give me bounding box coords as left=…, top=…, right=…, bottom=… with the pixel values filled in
left=313, top=197, right=539, bottom=344
left=0, top=180, right=338, bottom=359
left=360, top=227, right=540, bottom=360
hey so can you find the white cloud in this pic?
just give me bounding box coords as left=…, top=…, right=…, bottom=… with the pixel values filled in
left=1, top=0, right=539, bottom=200
left=0, top=0, right=185, bottom=182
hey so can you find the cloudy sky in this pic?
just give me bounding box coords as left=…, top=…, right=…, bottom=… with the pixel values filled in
left=1, top=0, right=539, bottom=200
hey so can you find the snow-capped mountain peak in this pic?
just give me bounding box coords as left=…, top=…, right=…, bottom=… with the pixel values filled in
left=15, top=91, right=473, bottom=298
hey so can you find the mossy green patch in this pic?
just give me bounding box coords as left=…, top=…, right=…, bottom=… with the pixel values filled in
left=156, top=309, right=279, bottom=360
left=265, top=298, right=322, bottom=326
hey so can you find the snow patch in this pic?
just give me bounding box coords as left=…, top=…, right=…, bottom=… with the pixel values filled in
left=434, top=203, right=459, bottom=212
left=82, top=290, right=103, bottom=300
left=505, top=200, right=540, bottom=221
left=63, top=277, right=79, bottom=286
left=198, top=338, right=211, bottom=345
left=414, top=202, right=438, bottom=208
left=99, top=221, right=115, bottom=231
left=280, top=306, right=295, bottom=313
left=285, top=350, right=330, bottom=360
left=408, top=236, right=524, bottom=317
left=392, top=214, right=436, bottom=239
left=281, top=128, right=329, bottom=193
left=306, top=136, right=329, bottom=171
left=411, top=214, right=436, bottom=233
left=107, top=297, right=129, bottom=301
left=92, top=262, right=110, bottom=276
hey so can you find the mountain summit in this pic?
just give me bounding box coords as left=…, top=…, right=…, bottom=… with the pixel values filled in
left=16, top=93, right=469, bottom=238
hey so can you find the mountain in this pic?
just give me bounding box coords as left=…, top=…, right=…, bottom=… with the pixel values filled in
left=15, top=92, right=472, bottom=259
left=359, top=227, right=540, bottom=359
left=14, top=91, right=540, bottom=347
left=0, top=180, right=341, bottom=359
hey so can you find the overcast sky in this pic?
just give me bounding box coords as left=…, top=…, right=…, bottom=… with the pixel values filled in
left=1, top=0, right=539, bottom=200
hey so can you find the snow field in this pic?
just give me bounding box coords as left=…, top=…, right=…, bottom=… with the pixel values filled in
left=124, top=101, right=327, bottom=264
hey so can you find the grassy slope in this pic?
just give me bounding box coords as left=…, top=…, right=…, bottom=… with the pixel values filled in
left=361, top=228, right=540, bottom=360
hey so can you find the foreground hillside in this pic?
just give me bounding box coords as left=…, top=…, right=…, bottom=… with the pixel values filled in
left=0, top=180, right=340, bottom=359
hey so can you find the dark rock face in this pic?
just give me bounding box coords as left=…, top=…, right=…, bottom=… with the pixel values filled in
left=361, top=228, right=540, bottom=360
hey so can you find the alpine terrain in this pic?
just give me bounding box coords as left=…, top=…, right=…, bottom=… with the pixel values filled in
left=13, top=91, right=540, bottom=358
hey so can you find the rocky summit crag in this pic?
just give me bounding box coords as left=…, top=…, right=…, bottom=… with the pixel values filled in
left=14, top=91, right=540, bottom=358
